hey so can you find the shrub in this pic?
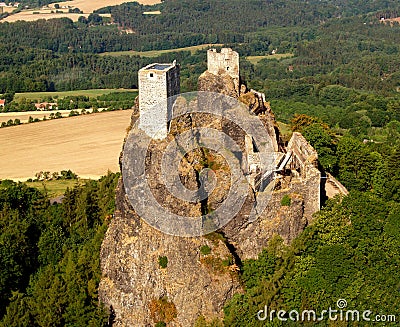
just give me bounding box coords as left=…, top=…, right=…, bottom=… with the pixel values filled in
left=155, top=322, right=166, bottom=327
left=158, top=256, right=168, bottom=269
left=222, top=256, right=234, bottom=267
left=281, top=194, right=291, bottom=206
left=149, top=297, right=177, bottom=323
left=60, top=170, right=78, bottom=180
left=200, top=245, right=211, bottom=255
left=0, top=179, right=14, bottom=187
left=204, top=232, right=226, bottom=245
left=201, top=255, right=233, bottom=274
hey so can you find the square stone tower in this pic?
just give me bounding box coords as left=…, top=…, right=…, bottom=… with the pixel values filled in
left=207, top=48, right=239, bottom=79
left=138, top=61, right=180, bottom=139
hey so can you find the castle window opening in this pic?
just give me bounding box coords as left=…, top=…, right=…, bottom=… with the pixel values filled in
left=149, top=73, right=154, bottom=78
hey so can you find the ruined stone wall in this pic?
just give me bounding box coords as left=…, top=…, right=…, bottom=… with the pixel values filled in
left=207, top=48, right=239, bottom=94
left=286, top=132, right=321, bottom=214
left=325, top=172, right=349, bottom=198
left=287, top=132, right=319, bottom=178
left=245, top=135, right=260, bottom=173
left=207, top=48, right=239, bottom=79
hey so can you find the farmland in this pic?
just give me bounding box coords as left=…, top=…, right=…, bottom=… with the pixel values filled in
left=2, top=12, right=110, bottom=22
left=49, top=0, right=161, bottom=13
left=100, top=44, right=223, bottom=57
left=24, top=179, right=83, bottom=197
left=14, top=88, right=137, bottom=101
left=0, top=109, right=133, bottom=181
left=1, top=0, right=161, bottom=22
left=246, top=53, right=294, bottom=65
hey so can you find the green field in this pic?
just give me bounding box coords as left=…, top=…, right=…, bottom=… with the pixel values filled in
left=15, top=88, right=138, bottom=101
left=247, top=53, right=294, bottom=65
left=25, top=179, right=87, bottom=197
left=100, top=44, right=223, bottom=57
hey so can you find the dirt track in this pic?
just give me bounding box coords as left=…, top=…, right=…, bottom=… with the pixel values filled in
left=0, top=110, right=133, bottom=181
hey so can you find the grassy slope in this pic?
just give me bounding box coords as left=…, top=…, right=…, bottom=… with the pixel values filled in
left=246, top=53, right=294, bottom=65
left=100, top=44, right=223, bottom=57
left=25, top=179, right=84, bottom=197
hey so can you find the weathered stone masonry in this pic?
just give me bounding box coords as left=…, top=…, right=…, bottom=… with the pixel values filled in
left=138, top=62, right=180, bottom=140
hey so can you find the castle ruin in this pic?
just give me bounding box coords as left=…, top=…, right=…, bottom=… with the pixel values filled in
left=207, top=48, right=239, bottom=80
left=207, top=48, right=240, bottom=94
left=138, top=61, right=180, bottom=139
left=99, top=48, right=348, bottom=326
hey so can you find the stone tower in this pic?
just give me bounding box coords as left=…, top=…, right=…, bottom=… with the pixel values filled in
left=207, top=48, right=239, bottom=79
left=138, top=61, right=180, bottom=139
left=207, top=48, right=239, bottom=94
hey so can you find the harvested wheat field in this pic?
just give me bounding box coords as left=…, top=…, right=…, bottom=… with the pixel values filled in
left=2, top=0, right=161, bottom=22
left=50, top=0, right=161, bottom=13
left=0, top=110, right=133, bottom=181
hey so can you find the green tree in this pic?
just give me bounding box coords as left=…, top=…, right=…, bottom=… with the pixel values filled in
left=336, top=136, right=377, bottom=191
left=302, top=123, right=338, bottom=172
left=0, top=291, right=33, bottom=327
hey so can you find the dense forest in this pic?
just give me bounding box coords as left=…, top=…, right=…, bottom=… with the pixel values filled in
left=0, top=173, right=119, bottom=326
left=0, top=0, right=400, bottom=325
left=224, top=190, right=400, bottom=326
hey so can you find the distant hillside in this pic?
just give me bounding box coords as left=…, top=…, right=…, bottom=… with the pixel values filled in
left=0, top=0, right=399, bottom=126
left=106, top=0, right=400, bottom=33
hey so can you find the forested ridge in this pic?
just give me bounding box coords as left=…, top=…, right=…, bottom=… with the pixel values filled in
left=0, top=0, right=399, bottom=95
left=0, top=0, right=400, bottom=325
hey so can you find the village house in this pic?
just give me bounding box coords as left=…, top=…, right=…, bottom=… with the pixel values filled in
left=34, top=102, right=58, bottom=110
left=0, top=99, right=5, bottom=108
